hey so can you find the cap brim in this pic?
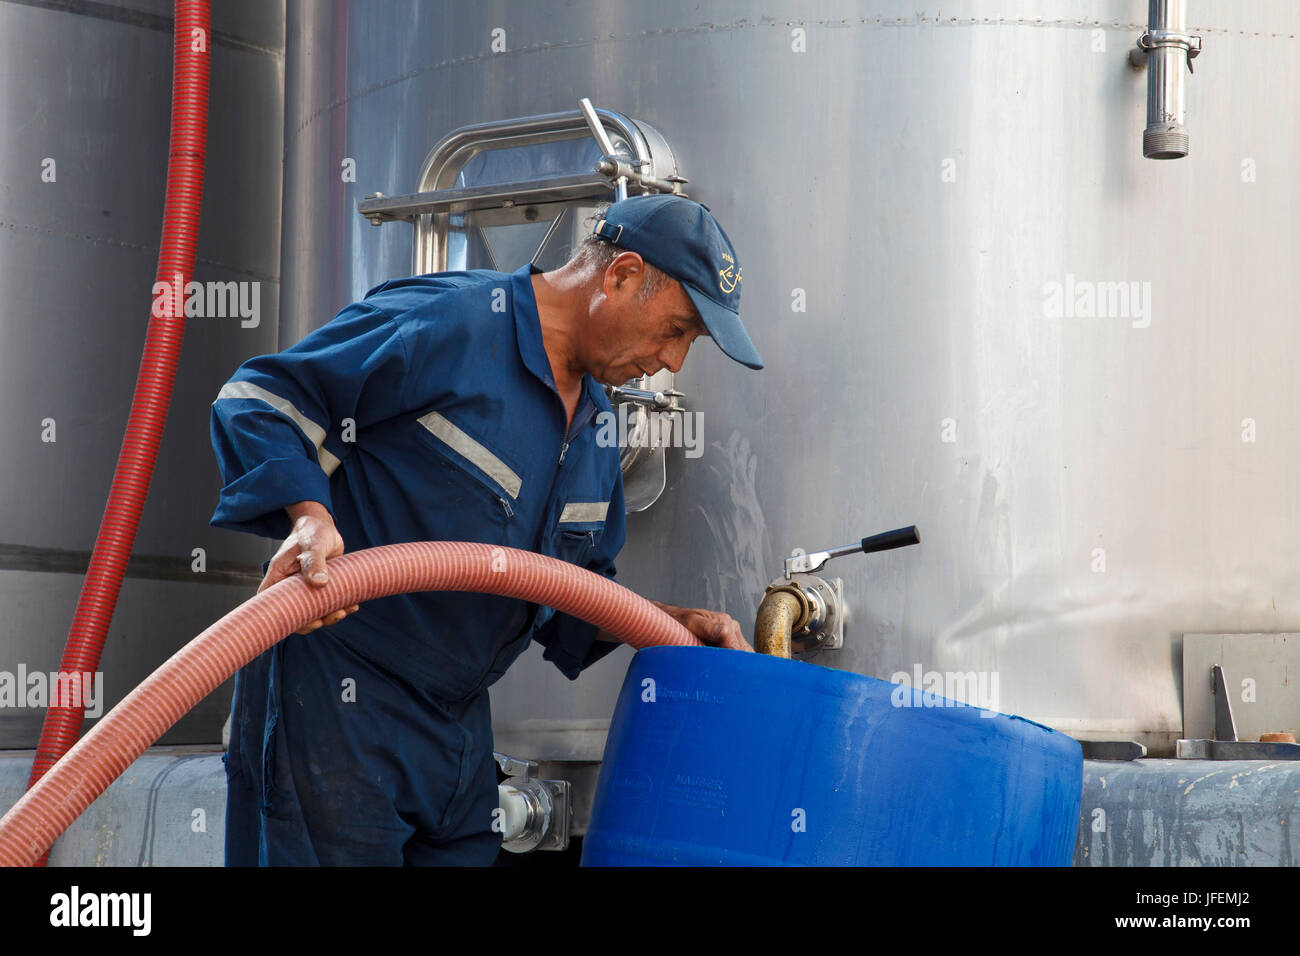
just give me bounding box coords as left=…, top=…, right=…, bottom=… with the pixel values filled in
left=682, top=284, right=764, bottom=370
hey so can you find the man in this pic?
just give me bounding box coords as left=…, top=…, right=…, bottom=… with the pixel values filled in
left=211, top=194, right=763, bottom=866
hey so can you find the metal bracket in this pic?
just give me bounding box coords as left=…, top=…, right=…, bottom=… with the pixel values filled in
left=1078, top=740, right=1148, bottom=761
left=358, top=173, right=613, bottom=225
left=1176, top=738, right=1300, bottom=760
left=605, top=385, right=684, bottom=411
left=604, top=369, right=683, bottom=512
left=579, top=97, right=686, bottom=197
left=1131, top=29, right=1202, bottom=72
left=1212, top=664, right=1237, bottom=742
left=1176, top=664, right=1300, bottom=760
left=493, top=751, right=538, bottom=778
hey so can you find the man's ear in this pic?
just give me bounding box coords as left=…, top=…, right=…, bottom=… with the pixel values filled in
left=608, top=251, right=647, bottom=293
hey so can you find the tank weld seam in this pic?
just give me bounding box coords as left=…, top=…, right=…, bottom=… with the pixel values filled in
left=286, top=16, right=1294, bottom=147
left=0, top=220, right=278, bottom=283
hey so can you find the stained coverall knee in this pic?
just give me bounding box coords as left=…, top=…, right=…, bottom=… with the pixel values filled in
left=224, top=628, right=502, bottom=866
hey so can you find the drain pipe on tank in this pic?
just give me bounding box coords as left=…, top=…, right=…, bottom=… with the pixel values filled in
left=1129, top=0, right=1202, bottom=159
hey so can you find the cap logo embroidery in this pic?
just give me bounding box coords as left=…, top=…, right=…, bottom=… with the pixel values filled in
left=718, top=263, right=741, bottom=295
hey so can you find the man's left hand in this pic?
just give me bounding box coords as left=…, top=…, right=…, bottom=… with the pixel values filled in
left=650, top=601, right=754, bottom=652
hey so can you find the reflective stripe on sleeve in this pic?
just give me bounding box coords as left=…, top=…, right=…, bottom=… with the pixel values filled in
left=559, top=501, right=609, bottom=524
left=417, top=410, right=522, bottom=499
left=215, top=380, right=343, bottom=476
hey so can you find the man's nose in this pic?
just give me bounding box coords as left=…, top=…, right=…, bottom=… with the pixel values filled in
left=658, top=339, right=691, bottom=374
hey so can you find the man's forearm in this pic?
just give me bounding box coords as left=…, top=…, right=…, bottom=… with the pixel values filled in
left=595, top=599, right=670, bottom=642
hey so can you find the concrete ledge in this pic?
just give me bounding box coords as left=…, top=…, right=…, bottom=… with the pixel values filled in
left=0, top=747, right=226, bottom=867
left=9, top=750, right=1300, bottom=867
left=1075, top=758, right=1300, bottom=866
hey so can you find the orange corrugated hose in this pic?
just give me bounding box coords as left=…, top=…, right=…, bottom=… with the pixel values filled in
left=0, top=542, right=701, bottom=867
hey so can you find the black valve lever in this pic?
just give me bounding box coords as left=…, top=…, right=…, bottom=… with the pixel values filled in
left=859, top=525, right=921, bottom=554
left=783, top=524, right=921, bottom=576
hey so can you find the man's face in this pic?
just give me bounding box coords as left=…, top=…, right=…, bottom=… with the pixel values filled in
left=585, top=252, right=708, bottom=385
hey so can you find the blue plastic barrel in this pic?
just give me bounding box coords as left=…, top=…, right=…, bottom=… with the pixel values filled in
left=581, top=647, right=1082, bottom=866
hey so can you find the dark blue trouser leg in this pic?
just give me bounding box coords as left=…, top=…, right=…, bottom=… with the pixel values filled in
left=224, top=648, right=278, bottom=865
left=223, top=630, right=503, bottom=866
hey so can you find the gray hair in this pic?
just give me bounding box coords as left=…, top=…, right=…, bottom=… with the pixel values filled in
left=569, top=203, right=672, bottom=303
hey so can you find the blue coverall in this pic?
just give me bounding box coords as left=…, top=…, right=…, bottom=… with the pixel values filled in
left=210, top=263, right=626, bottom=865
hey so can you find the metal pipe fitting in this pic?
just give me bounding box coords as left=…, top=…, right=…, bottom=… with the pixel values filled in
left=496, top=783, right=535, bottom=842
left=497, top=780, right=553, bottom=852
left=493, top=751, right=572, bottom=853
left=754, top=588, right=807, bottom=658
left=1130, top=0, right=1202, bottom=159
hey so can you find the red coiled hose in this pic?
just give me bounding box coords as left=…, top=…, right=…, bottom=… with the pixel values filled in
left=0, top=542, right=701, bottom=867
left=26, top=0, right=211, bottom=853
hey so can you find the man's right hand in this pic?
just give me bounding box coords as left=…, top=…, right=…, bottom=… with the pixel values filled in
left=259, top=500, right=360, bottom=635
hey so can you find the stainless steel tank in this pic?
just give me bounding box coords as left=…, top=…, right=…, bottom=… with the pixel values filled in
left=278, top=0, right=1300, bottom=789
left=0, top=0, right=285, bottom=747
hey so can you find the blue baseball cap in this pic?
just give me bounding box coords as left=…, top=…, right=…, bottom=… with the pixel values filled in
left=591, top=194, right=763, bottom=370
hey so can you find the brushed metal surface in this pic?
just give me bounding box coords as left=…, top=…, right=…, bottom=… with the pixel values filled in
left=278, top=0, right=1300, bottom=759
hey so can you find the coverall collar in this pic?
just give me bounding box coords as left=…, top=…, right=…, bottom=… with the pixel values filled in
left=510, top=263, right=603, bottom=428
